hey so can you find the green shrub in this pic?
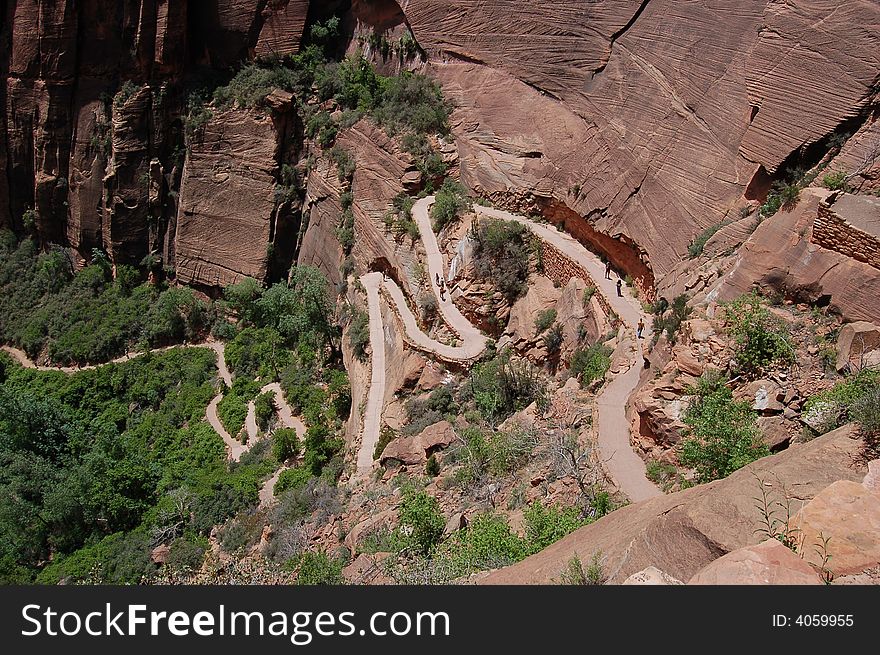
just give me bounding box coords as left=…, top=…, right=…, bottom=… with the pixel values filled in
left=425, top=453, right=440, bottom=477
left=651, top=293, right=692, bottom=344
left=462, top=355, right=547, bottom=423
left=472, top=218, right=533, bottom=303
left=293, top=551, right=344, bottom=585
left=645, top=460, right=677, bottom=486
left=678, top=372, right=767, bottom=483
left=274, top=467, right=312, bottom=495
left=821, top=170, right=849, bottom=191
left=328, top=146, right=355, bottom=182
left=272, top=427, right=301, bottom=462
left=522, top=501, right=590, bottom=553
left=348, top=307, right=370, bottom=361
left=723, top=292, right=795, bottom=375
left=534, top=308, right=558, bottom=334
left=374, top=425, right=397, bottom=459
left=569, top=343, right=612, bottom=387
left=254, top=390, right=276, bottom=431
left=543, top=323, right=564, bottom=355
left=430, top=178, right=470, bottom=232
left=398, top=488, right=445, bottom=556
left=688, top=221, right=730, bottom=259
left=802, top=368, right=880, bottom=436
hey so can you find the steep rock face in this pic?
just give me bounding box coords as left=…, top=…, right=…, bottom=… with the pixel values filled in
left=175, top=108, right=281, bottom=288
left=402, top=0, right=880, bottom=286
left=0, top=0, right=312, bottom=268
left=713, top=188, right=880, bottom=324
left=255, top=0, right=310, bottom=60
left=480, top=424, right=865, bottom=584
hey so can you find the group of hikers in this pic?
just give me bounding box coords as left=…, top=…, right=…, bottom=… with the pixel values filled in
left=604, top=261, right=645, bottom=340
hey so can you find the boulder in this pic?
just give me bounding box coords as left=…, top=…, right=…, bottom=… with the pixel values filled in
left=444, top=512, right=468, bottom=538
left=150, top=544, right=170, bottom=565
left=790, top=470, right=880, bottom=578
left=688, top=539, right=820, bottom=585
left=505, top=276, right=562, bottom=348
left=379, top=420, right=457, bottom=465
left=673, top=346, right=704, bottom=377
left=836, top=321, right=880, bottom=372
left=756, top=416, right=792, bottom=452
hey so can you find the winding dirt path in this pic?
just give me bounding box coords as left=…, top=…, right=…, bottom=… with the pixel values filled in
left=474, top=205, right=661, bottom=502
left=2, top=340, right=306, bottom=498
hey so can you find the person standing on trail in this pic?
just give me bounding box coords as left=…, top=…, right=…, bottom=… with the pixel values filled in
left=616, top=278, right=623, bottom=297
left=435, top=272, right=441, bottom=287
left=605, top=261, right=612, bottom=279
left=637, top=318, right=644, bottom=339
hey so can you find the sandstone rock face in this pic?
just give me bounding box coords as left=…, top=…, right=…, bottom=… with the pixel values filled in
left=480, top=424, right=865, bottom=584
left=175, top=109, right=280, bottom=288
left=713, top=189, right=880, bottom=324
left=405, top=0, right=880, bottom=287
left=791, top=473, right=880, bottom=578
left=255, top=1, right=310, bottom=60
left=687, top=539, right=820, bottom=585
left=0, top=0, right=312, bottom=270
left=835, top=321, right=880, bottom=372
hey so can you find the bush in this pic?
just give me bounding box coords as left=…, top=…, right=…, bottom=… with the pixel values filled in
left=569, top=343, right=612, bottom=388
left=543, top=323, right=564, bottom=355
left=425, top=453, right=440, bottom=477
left=274, top=467, right=312, bottom=495
left=253, top=390, right=276, bottom=431
left=688, top=221, right=730, bottom=259
left=651, top=293, right=691, bottom=344
left=802, top=368, right=880, bottom=436
left=272, top=427, right=301, bottom=463
left=534, top=308, right=558, bottom=334
left=398, top=488, right=445, bottom=556
left=472, top=218, right=533, bottom=303
left=462, top=355, right=546, bottom=423
left=723, top=292, right=794, bottom=375
left=293, top=551, right=344, bottom=585
left=822, top=170, right=849, bottom=191
left=430, top=178, right=470, bottom=232
left=678, top=372, right=768, bottom=482
left=328, top=146, right=355, bottom=182
left=374, top=425, right=397, bottom=459
left=348, top=307, right=370, bottom=361
left=522, top=501, right=590, bottom=553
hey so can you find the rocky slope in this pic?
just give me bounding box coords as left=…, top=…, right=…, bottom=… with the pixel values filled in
left=481, top=424, right=872, bottom=584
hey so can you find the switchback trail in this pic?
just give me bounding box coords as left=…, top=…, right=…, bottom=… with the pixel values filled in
left=474, top=204, right=661, bottom=502
left=2, top=341, right=306, bottom=499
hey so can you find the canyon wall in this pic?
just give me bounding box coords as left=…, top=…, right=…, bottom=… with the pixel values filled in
left=0, top=0, right=878, bottom=298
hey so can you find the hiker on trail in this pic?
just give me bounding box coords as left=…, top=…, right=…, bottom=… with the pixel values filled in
left=605, top=261, right=612, bottom=279
left=616, top=278, right=623, bottom=297
left=637, top=318, right=645, bottom=339
left=435, top=272, right=441, bottom=287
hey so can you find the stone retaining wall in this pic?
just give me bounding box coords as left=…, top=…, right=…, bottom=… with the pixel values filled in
left=812, top=200, right=880, bottom=270
left=540, top=240, right=621, bottom=327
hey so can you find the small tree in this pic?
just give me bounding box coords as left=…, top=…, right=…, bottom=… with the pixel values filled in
left=254, top=391, right=276, bottom=431
left=723, top=292, right=795, bottom=376
left=398, top=488, right=445, bottom=556
left=272, top=427, right=301, bottom=463
left=678, top=372, right=768, bottom=482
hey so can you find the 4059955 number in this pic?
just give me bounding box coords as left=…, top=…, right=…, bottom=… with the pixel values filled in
left=795, top=615, right=853, bottom=627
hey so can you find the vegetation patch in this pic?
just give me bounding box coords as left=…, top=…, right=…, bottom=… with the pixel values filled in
left=678, top=371, right=768, bottom=483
